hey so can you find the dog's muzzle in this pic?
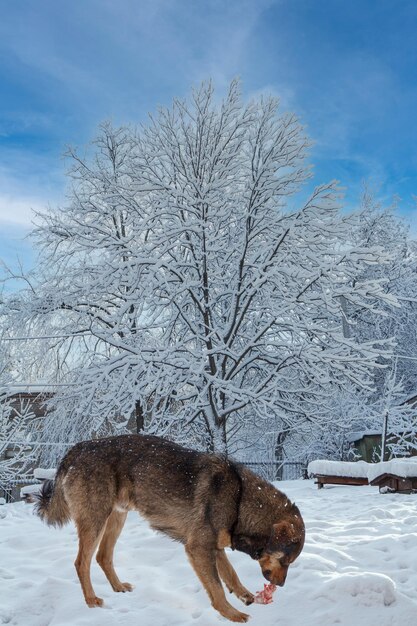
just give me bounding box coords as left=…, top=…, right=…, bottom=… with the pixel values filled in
left=262, top=568, right=287, bottom=586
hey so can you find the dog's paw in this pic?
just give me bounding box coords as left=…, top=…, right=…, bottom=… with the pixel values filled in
left=229, top=609, right=250, bottom=623
left=86, top=596, right=104, bottom=608
left=218, top=606, right=250, bottom=623
left=239, top=591, right=254, bottom=606
left=228, top=585, right=254, bottom=605
left=112, top=582, right=134, bottom=593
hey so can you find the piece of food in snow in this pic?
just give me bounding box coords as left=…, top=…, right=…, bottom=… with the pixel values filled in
left=254, top=583, right=277, bottom=604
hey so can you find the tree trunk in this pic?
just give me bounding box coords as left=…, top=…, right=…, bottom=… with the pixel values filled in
left=381, top=409, right=389, bottom=462
left=135, top=400, right=144, bottom=433
left=212, top=422, right=227, bottom=455
left=274, top=432, right=287, bottom=480
left=205, top=404, right=227, bottom=454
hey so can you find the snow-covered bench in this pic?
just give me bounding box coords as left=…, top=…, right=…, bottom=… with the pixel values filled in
left=21, top=484, right=43, bottom=501
left=308, top=458, right=417, bottom=493
left=308, top=460, right=370, bottom=489
left=368, top=459, right=417, bottom=494
left=33, top=468, right=56, bottom=481
left=20, top=468, right=56, bottom=502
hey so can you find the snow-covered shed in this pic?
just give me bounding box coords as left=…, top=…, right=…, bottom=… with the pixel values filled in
left=347, top=430, right=383, bottom=462
left=1, top=388, right=54, bottom=502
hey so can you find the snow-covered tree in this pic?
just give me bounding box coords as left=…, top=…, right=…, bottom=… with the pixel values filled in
left=374, top=360, right=417, bottom=460
left=0, top=394, right=36, bottom=487
left=347, top=188, right=417, bottom=398
left=326, top=189, right=417, bottom=460
left=0, top=338, right=36, bottom=488
left=2, top=81, right=398, bottom=458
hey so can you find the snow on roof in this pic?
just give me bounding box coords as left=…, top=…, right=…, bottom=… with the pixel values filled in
left=308, top=460, right=370, bottom=478
left=346, top=431, right=381, bottom=443
left=367, top=458, right=417, bottom=482
left=20, top=484, right=41, bottom=497
left=7, top=386, right=56, bottom=395
left=401, top=393, right=417, bottom=406
left=33, top=468, right=56, bottom=480
left=308, top=458, right=417, bottom=482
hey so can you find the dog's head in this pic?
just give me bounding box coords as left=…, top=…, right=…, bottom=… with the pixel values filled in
left=258, top=511, right=305, bottom=587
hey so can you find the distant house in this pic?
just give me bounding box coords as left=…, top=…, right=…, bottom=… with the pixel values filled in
left=0, top=388, right=53, bottom=502
left=7, top=388, right=53, bottom=418
left=348, top=394, right=417, bottom=463
left=404, top=393, right=417, bottom=407
left=2, top=388, right=54, bottom=449
left=347, top=430, right=382, bottom=463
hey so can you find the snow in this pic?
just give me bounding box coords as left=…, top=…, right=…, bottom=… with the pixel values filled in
left=308, top=459, right=370, bottom=478
left=308, top=458, right=417, bottom=482
left=367, top=458, right=417, bottom=482
left=33, top=468, right=56, bottom=480
left=346, top=430, right=381, bottom=443
left=18, top=470, right=57, bottom=498
left=20, top=484, right=41, bottom=498
left=1, top=480, right=417, bottom=625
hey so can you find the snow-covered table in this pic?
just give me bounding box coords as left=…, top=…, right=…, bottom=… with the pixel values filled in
left=367, top=459, right=417, bottom=493
left=20, top=468, right=57, bottom=502
left=308, top=460, right=370, bottom=489
left=308, top=459, right=417, bottom=493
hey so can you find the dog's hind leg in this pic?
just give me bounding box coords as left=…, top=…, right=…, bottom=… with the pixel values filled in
left=96, top=510, right=133, bottom=593
left=216, top=550, right=254, bottom=606
left=74, top=515, right=109, bottom=608
left=185, top=541, right=250, bottom=623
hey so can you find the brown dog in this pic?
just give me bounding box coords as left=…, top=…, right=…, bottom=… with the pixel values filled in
left=35, top=434, right=305, bottom=622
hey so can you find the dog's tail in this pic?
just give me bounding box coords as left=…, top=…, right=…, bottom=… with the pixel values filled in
left=34, top=475, right=71, bottom=528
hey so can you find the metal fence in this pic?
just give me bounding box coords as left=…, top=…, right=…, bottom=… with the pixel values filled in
left=242, top=460, right=307, bottom=482
left=0, top=477, right=39, bottom=503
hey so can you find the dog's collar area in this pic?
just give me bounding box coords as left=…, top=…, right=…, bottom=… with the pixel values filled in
left=227, top=463, right=267, bottom=560
left=231, top=534, right=267, bottom=560
left=228, top=461, right=243, bottom=549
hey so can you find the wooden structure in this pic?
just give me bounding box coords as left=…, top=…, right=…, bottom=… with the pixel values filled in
left=308, top=460, right=370, bottom=489
left=20, top=468, right=56, bottom=503
left=0, top=389, right=53, bottom=502
left=348, top=431, right=382, bottom=463
left=315, top=474, right=369, bottom=489
left=348, top=394, right=417, bottom=462
left=369, top=473, right=417, bottom=494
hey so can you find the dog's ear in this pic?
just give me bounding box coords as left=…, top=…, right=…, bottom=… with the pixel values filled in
left=273, top=521, right=298, bottom=544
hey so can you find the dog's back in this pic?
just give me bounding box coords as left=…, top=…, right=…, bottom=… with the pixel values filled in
left=35, top=434, right=238, bottom=542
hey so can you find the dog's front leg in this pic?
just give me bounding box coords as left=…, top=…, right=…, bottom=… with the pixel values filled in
left=216, top=549, right=254, bottom=606
left=185, top=541, right=250, bottom=623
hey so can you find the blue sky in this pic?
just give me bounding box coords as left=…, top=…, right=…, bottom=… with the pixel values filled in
left=1, top=0, right=417, bottom=274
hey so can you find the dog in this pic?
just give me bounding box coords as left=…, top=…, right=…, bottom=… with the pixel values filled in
left=35, top=434, right=305, bottom=623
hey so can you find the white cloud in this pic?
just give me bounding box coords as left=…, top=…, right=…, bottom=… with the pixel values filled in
left=246, top=82, right=296, bottom=113
left=0, top=0, right=279, bottom=122
left=0, top=194, right=45, bottom=228
left=0, top=151, right=65, bottom=230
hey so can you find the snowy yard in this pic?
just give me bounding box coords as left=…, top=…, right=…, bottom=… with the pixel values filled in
left=1, top=480, right=417, bottom=626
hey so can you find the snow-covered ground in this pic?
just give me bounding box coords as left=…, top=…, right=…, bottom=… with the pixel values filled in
left=1, top=480, right=417, bottom=626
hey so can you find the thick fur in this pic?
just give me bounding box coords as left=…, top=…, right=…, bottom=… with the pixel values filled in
left=34, top=479, right=70, bottom=527
left=35, top=434, right=305, bottom=623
